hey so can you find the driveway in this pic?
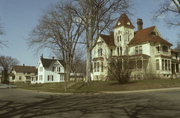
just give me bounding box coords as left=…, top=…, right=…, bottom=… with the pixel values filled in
left=0, top=88, right=180, bottom=118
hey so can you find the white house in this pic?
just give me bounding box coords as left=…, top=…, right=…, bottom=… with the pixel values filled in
left=9, top=65, right=37, bottom=83
left=31, top=57, right=65, bottom=84
left=91, top=13, right=180, bottom=80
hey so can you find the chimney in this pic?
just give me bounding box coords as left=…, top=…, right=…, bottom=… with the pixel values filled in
left=23, top=64, right=25, bottom=66
left=110, top=31, right=114, bottom=37
left=137, top=18, right=143, bottom=31
left=41, top=54, right=43, bottom=59
left=52, top=57, right=54, bottom=60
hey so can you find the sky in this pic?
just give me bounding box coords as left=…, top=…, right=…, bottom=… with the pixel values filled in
left=0, top=0, right=179, bottom=66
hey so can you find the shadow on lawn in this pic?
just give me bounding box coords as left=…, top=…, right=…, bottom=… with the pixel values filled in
left=0, top=94, right=180, bottom=118
left=108, top=81, right=137, bottom=86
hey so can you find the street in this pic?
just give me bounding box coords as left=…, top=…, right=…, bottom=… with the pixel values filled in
left=0, top=88, right=180, bottom=118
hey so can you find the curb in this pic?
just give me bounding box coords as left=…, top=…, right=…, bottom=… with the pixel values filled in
left=16, top=87, right=180, bottom=95
left=102, top=87, right=180, bottom=94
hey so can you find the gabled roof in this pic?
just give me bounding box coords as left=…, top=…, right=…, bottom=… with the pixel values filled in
left=12, top=65, right=37, bottom=73
left=114, top=13, right=135, bottom=29
left=100, top=34, right=115, bottom=47
left=40, top=58, right=65, bottom=68
left=171, top=49, right=180, bottom=53
left=129, top=26, right=172, bottom=46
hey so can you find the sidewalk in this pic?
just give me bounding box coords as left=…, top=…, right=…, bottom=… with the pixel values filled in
left=102, top=87, right=180, bottom=94
left=0, top=84, right=16, bottom=89
left=17, top=87, right=180, bottom=95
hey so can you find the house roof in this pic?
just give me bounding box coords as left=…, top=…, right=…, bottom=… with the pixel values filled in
left=100, top=34, right=115, bottom=47
left=171, top=49, right=180, bottom=53
left=12, top=65, right=37, bottom=73
left=114, top=13, right=135, bottom=29
left=41, top=58, right=65, bottom=68
left=129, top=26, right=172, bottom=46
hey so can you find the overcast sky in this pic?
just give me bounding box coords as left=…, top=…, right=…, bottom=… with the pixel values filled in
left=0, top=0, right=179, bottom=66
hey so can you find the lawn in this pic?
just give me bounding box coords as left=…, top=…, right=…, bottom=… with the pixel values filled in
left=15, top=78, right=180, bottom=93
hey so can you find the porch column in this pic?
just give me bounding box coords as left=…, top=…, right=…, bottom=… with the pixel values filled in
left=141, top=56, right=144, bottom=79
left=136, top=57, right=138, bottom=70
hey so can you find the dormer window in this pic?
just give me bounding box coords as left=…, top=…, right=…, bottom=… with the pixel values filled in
left=118, top=22, right=121, bottom=25
left=151, top=31, right=156, bottom=35
left=156, top=46, right=160, bottom=53
left=98, top=48, right=103, bottom=56
left=127, top=22, right=130, bottom=25
left=162, top=45, right=168, bottom=52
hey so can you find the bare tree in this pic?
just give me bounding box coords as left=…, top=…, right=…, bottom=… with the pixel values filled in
left=72, top=47, right=86, bottom=75
left=0, top=24, right=6, bottom=48
left=154, top=0, right=180, bottom=26
left=108, top=57, right=132, bottom=84
left=69, top=0, right=131, bottom=82
left=28, top=1, right=84, bottom=90
left=0, top=56, right=19, bottom=84
left=175, top=41, right=180, bottom=50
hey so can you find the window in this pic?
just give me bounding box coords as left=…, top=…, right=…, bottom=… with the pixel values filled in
left=120, top=47, right=122, bottom=55
left=19, top=76, right=22, bottom=80
left=135, top=46, right=138, bottom=54
left=156, top=46, right=160, bottom=53
left=168, top=60, right=171, bottom=71
left=110, top=49, right=113, bottom=56
left=60, top=75, right=64, bottom=81
left=162, top=59, right=165, bottom=70
left=47, top=75, right=53, bottom=81
left=117, top=36, right=119, bottom=42
left=39, top=67, right=43, bottom=72
left=117, top=47, right=120, bottom=56
left=135, top=46, right=142, bottom=54
left=156, top=59, right=159, bottom=70
left=165, top=60, right=168, bottom=70
left=98, top=48, right=103, bottom=56
left=176, top=64, right=179, bottom=72
left=120, top=35, right=121, bottom=41
left=97, top=62, right=99, bottom=72
left=151, top=31, right=156, bottom=35
left=39, top=75, right=43, bottom=81
left=101, top=62, right=103, bottom=72
left=162, top=46, right=168, bottom=52
left=139, top=46, right=142, bottom=54
left=94, top=62, right=96, bottom=72
left=57, top=67, right=61, bottom=72
left=52, top=67, right=55, bottom=72
left=137, top=60, right=142, bottom=69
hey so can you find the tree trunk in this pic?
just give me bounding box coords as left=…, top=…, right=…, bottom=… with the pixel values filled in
left=86, top=47, right=91, bottom=82
left=64, top=62, right=71, bottom=91
left=2, top=69, right=9, bottom=84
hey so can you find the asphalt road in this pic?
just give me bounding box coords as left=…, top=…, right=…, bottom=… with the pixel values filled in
left=0, top=88, right=180, bottom=118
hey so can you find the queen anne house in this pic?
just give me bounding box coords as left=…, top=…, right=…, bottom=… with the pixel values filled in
left=91, top=14, right=180, bottom=80
left=31, top=56, right=65, bottom=84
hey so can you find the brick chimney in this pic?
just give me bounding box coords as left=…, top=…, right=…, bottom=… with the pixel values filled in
left=137, top=19, right=143, bottom=31
left=110, top=31, right=114, bottom=37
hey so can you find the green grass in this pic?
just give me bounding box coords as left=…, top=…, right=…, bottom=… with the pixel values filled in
left=15, top=78, right=180, bottom=93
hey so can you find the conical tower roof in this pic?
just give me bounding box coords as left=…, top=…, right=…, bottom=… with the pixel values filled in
left=114, top=13, right=134, bottom=29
